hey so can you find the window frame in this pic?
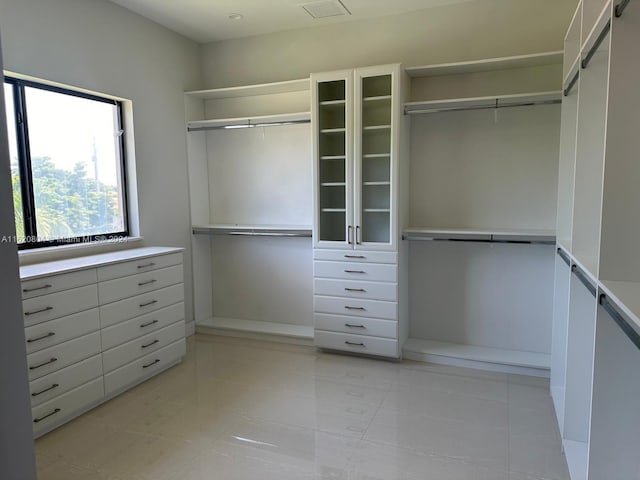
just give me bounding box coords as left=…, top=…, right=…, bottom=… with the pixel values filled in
left=4, top=76, right=130, bottom=250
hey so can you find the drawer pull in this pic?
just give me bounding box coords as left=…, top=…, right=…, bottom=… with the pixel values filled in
left=138, top=279, right=157, bottom=287
left=33, top=408, right=61, bottom=423
left=24, top=306, right=54, bottom=316
left=344, top=255, right=365, bottom=259
left=345, top=323, right=366, bottom=329
left=139, top=300, right=158, bottom=308
left=344, top=270, right=366, bottom=274
left=27, top=332, right=56, bottom=343
left=29, top=358, right=58, bottom=370
left=137, top=262, right=156, bottom=269
left=22, top=284, right=52, bottom=293
left=140, top=319, right=159, bottom=328
left=32, top=383, right=59, bottom=397
left=345, top=306, right=366, bottom=311
left=345, top=288, right=366, bottom=292
left=345, top=341, right=365, bottom=347
left=142, top=359, right=161, bottom=369
left=141, top=339, right=160, bottom=349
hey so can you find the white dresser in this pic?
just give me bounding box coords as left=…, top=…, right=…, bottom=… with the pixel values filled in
left=20, top=246, right=186, bottom=438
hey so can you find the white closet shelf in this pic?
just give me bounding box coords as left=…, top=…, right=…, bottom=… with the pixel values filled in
left=364, top=209, right=390, bottom=213
left=563, top=439, right=588, bottom=480
left=363, top=153, right=390, bottom=158
left=404, top=91, right=562, bottom=115
left=320, top=99, right=346, bottom=106
left=599, top=280, right=640, bottom=331
left=197, top=317, right=314, bottom=344
left=321, top=208, right=346, bottom=213
left=320, top=182, right=346, bottom=187
left=185, top=78, right=310, bottom=99
left=363, top=95, right=392, bottom=102
left=405, top=51, right=563, bottom=78
left=187, top=112, right=310, bottom=132
left=320, top=128, right=346, bottom=134
left=403, top=338, right=551, bottom=374
left=320, top=155, right=346, bottom=160
left=363, top=124, right=392, bottom=130
left=403, top=227, right=556, bottom=243
left=192, top=224, right=312, bottom=237
left=363, top=181, right=390, bottom=186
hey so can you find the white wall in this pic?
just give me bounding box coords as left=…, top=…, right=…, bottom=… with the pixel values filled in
left=201, top=0, right=577, bottom=87
left=0, top=0, right=201, bottom=323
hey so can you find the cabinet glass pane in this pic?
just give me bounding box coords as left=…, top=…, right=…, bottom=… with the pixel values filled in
left=320, top=103, right=346, bottom=130
left=320, top=211, right=346, bottom=241
left=362, top=156, right=390, bottom=183
left=362, top=75, right=391, bottom=98
left=319, top=80, right=345, bottom=102
left=362, top=212, right=390, bottom=243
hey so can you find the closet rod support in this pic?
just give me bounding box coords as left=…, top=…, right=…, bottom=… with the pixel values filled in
left=615, top=0, right=631, bottom=17
left=571, top=264, right=597, bottom=298
left=581, top=20, right=611, bottom=69
left=563, top=70, right=580, bottom=97
left=599, top=294, right=640, bottom=351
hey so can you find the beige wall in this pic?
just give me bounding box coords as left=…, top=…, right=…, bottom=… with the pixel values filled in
left=0, top=0, right=201, bottom=322
left=201, top=0, right=577, bottom=87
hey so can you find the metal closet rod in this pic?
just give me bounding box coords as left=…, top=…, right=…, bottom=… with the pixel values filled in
left=192, top=227, right=311, bottom=238
left=599, top=293, right=640, bottom=351
left=581, top=20, right=611, bottom=69
left=405, top=99, right=561, bottom=115
left=188, top=119, right=310, bottom=132
left=557, top=248, right=571, bottom=266
left=402, top=235, right=554, bottom=245
left=563, top=70, right=580, bottom=97
left=616, top=0, right=631, bottom=17
left=571, top=263, right=597, bottom=297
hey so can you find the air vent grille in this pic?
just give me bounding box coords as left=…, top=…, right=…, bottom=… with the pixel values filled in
left=301, top=0, right=351, bottom=19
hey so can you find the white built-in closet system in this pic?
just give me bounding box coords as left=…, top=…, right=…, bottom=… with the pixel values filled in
left=550, top=0, right=640, bottom=479
left=185, top=48, right=564, bottom=374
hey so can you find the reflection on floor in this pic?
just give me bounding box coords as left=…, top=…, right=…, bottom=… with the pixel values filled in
left=36, top=334, right=569, bottom=480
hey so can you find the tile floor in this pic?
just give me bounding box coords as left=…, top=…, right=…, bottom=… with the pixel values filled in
left=35, top=334, right=569, bottom=480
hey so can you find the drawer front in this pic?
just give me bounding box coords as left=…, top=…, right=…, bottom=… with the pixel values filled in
left=32, top=377, right=104, bottom=437
left=314, top=296, right=397, bottom=320
left=102, top=321, right=185, bottom=373
left=97, top=252, right=183, bottom=282
left=23, top=284, right=99, bottom=327
left=29, top=355, right=102, bottom=407
left=101, top=302, right=185, bottom=350
left=314, top=330, right=399, bottom=358
left=21, top=269, right=97, bottom=300
left=104, top=339, right=186, bottom=396
left=314, top=261, right=397, bottom=282
left=99, top=283, right=185, bottom=328
left=314, top=314, right=397, bottom=339
left=25, top=308, right=100, bottom=354
left=314, top=250, right=398, bottom=264
left=98, top=264, right=184, bottom=304
left=27, top=332, right=102, bottom=381
left=314, top=278, right=397, bottom=301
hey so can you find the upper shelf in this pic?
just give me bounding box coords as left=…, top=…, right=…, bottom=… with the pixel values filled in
left=193, top=224, right=312, bottom=237
left=404, top=91, right=562, bottom=115
left=405, top=51, right=563, bottom=78
left=187, top=112, right=310, bottom=132
left=403, top=227, right=556, bottom=243
left=185, top=78, right=310, bottom=100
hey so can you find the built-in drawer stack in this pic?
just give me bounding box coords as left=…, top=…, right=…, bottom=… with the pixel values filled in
left=313, top=250, right=400, bottom=358
left=20, top=247, right=185, bottom=438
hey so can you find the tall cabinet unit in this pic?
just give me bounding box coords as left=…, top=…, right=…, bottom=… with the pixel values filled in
left=312, top=64, right=409, bottom=358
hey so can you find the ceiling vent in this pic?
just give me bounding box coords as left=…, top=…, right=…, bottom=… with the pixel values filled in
left=301, top=0, right=351, bottom=19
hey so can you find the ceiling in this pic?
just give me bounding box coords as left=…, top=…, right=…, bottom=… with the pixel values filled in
left=108, top=0, right=477, bottom=44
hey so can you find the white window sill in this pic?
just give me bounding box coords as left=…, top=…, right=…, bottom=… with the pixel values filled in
left=19, top=236, right=144, bottom=266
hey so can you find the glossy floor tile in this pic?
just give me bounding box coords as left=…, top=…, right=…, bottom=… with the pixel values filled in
left=35, top=334, right=569, bottom=480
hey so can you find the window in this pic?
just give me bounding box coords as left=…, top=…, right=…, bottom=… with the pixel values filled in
left=4, top=77, right=128, bottom=249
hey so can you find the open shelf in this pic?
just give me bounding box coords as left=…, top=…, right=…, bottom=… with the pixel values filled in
left=197, top=317, right=314, bottom=345
left=405, top=91, right=562, bottom=115
left=403, top=338, right=550, bottom=375
left=185, top=78, right=310, bottom=99
left=405, top=51, right=563, bottom=78
left=192, top=224, right=312, bottom=237
left=563, top=439, right=588, bottom=480
left=403, top=227, right=556, bottom=243
left=187, top=111, right=310, bottom=131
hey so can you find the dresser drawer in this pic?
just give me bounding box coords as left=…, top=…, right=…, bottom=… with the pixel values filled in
left=97, top=252, right=183, bottom=282
left=314, top=314, right=397, bottom=339
left=29, top=354, right=102, bottom=407
left=101, top=302, right=184, bottom=350
left=314, top=250, right=398, bottom=264
left=314, top=331, right=399, bottom=358
left=314, top=278, right=397, bottom=301
left=21, top=269, right=97, bottom=300
left=104, top=339, right=186, bottom=396
left=98, top=264, right=184, bottom=304
left=26, top=332, right=102, bottom=381
left=314, top=296, right=397, bottom=320
left=25, top=308, right=100, bottom=354
left=102, top=321, right=184, bottom=373
left=32, top=377, right=104, bottom=437
left=23, top=284, right=99, bottom=327
left=99, top=283, right=185, bottom=328
left=314, top=261, right=397, bottom=282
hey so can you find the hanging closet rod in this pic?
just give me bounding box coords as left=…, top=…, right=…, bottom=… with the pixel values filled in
left=582, top=20, right=611, bottom=69
left=600, top=293, right=640, bottom=351
left=557, top=248, right=571, bottom=266
left=616, top=0, right=631, bottom=17
left=563, top=70, right=580, bottom=96
left=404, top=99, right=561, bottom=115
left=192, top=226, right=312, bottom=237
left=571, top=263, right=597, bottom=297
left=403, top=235, right=555, bottom=245
left=188, top=119, right=310, bottom=132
